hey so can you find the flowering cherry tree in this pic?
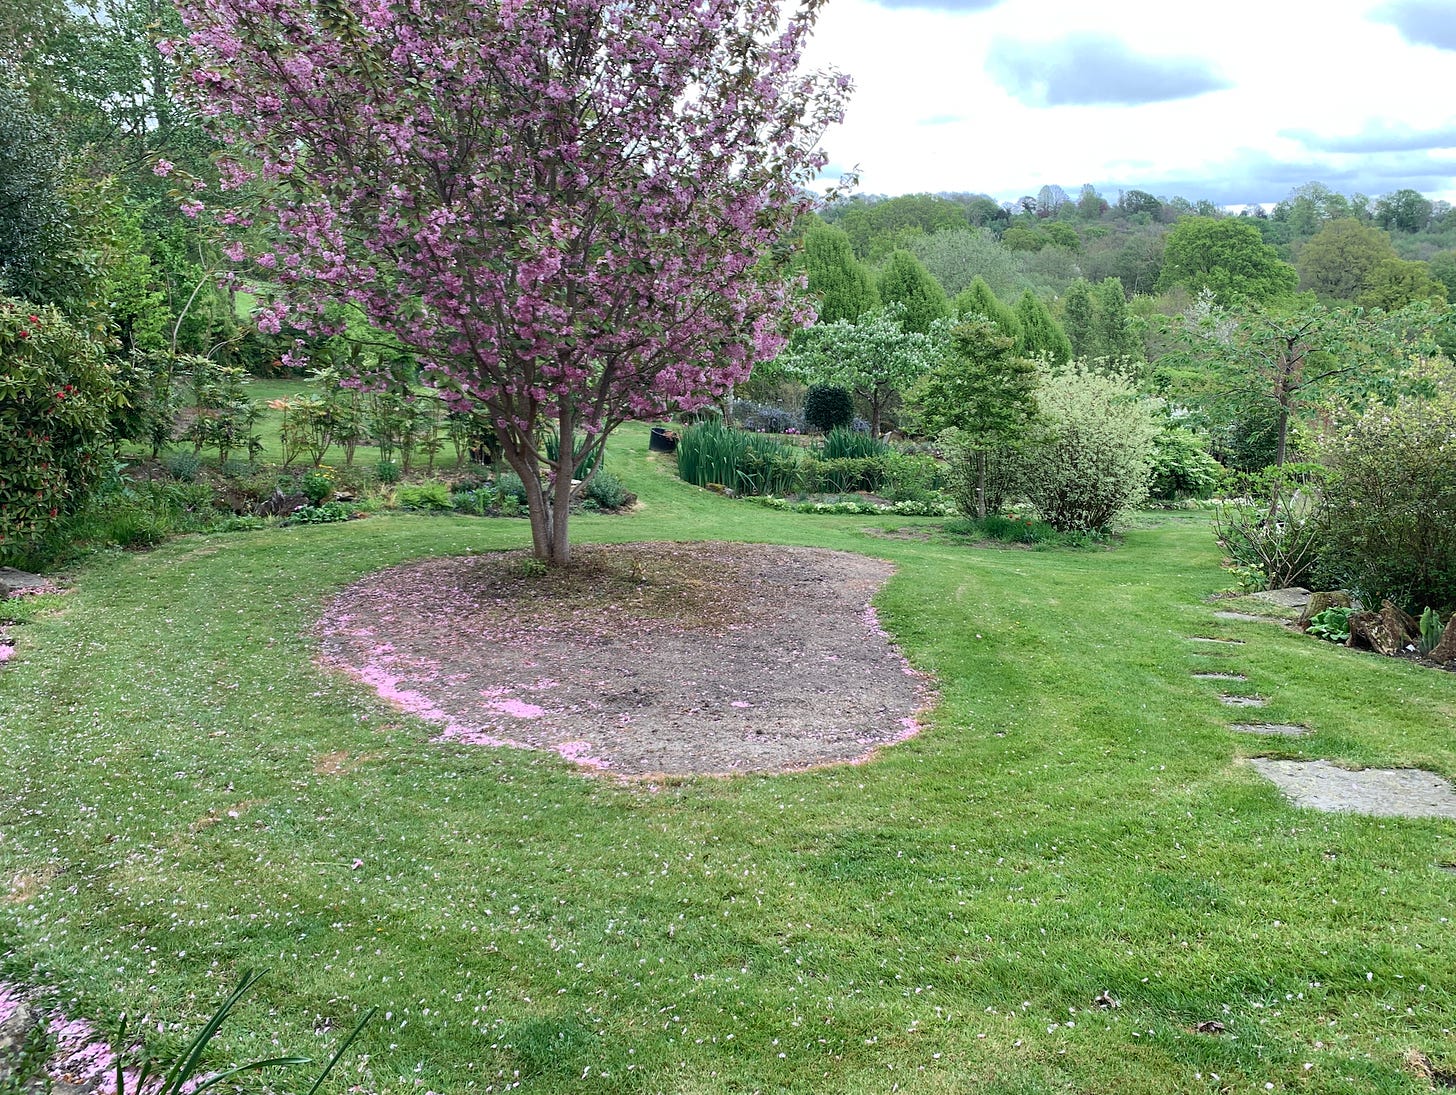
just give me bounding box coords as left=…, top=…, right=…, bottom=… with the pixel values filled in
left=171, top=0, right=850, bottom=563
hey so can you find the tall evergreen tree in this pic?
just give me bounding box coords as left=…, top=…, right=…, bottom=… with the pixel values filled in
left=877, top=249, right=950, bottom=335
left=1092, top=277, right=1140, bottom=362
left=801, top=221, right=877, bottom=324
left=1061, top=279, right=1095, bottom=359
left=953, top=276, right=1020, bottom=341
left=1015, top=291, right=1072, bottom=365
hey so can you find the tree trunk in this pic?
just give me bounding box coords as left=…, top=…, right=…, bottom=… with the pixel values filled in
left=975, top=449, right=987, bottom=519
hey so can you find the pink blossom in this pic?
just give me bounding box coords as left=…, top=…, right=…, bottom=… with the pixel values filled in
left=172, top=0, right=850, bottom=564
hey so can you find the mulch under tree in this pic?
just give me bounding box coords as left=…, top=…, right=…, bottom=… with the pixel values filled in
left=317, top=542, right=934, bottom=778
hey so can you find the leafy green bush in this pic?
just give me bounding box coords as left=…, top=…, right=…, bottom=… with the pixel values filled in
left=300, top=468, right=333, bottom=505
left=395, top=481, right=453, bottom=510
left=822, top=426, right=888, bottom=460
left=941, top=439, right=1019, bottom=519
left=804, top=455, right=883, bottom=494
left=945, top=514, right=1064, bottom=545
left=495, top=471, right=529, bottom=504
left=584, top=470, right=630, bottom=509
left=111, top=349, right=182, bottom=458
left=180, top=358, right=262, bottom=466
left=286, top=501, right=356, bottom=524
left=882, top=452, right=942, bottom=503
left=803, top=384, right=855, bottom=432
left=375, top=459, right=402, bottom=485
left=451, top=487, right=491, bottom=515
left=1014, top=365, right=1159, bottom=532
left=0, top=300, right=115, bottom=562
left=217, top=515, right=268, bottom=532
left=1149, top=426, right=1222, bottom=502
left=1317, top=369, right=1456, bottom=612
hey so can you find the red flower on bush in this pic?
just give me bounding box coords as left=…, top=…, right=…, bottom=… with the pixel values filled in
left=18, top=330, right=29, bottom=339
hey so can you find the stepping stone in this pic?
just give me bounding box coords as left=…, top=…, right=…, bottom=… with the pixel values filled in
left=1193, top=672, right=1248, bottom=681
left=1250, top=587, right=1312, bottom=610
left=1213, top=611, right=1284, bottom=624
left=1231, top=722, right=1310, bottom=737
left=1220, top=694, right=1268, bottom=707
left=1189, top=636, right=1245, bottom=645
left=1250, top=758, right=1456, bottom=819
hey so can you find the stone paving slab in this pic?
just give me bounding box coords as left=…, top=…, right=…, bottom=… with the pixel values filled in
left=1250, top=758, right=1456, bottom=819
left=1231, top=723, right=1310, bottom=737
left=1220, top=694, right=1268, bottom=707
left=1249, top=587, right=1312, bottom=610
left=1213, top=611, right=1274, bottom=623
left=1193, top=672, right=1248, bottom=681
left=0, top=569, right=49, bottom=598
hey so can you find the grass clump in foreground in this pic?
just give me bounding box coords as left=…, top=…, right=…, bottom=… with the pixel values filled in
left=1, top=424, right=1455, bottom=1093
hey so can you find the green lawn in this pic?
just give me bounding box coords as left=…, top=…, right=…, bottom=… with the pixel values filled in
left=3, top=425, right=1456, bottom=1093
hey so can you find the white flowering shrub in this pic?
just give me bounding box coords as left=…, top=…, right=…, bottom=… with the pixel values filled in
left=1014, top=365, right=1159, bottom=532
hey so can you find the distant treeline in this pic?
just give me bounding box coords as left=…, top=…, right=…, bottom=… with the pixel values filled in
left=818, top=183, right=1454, bottom=309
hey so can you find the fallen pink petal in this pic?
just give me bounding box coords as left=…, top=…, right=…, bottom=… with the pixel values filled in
left=316, top=543, right=935, bottom=778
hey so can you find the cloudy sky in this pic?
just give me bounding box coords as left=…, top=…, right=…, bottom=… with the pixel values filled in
left=801, top=0, right=1456, bottom=206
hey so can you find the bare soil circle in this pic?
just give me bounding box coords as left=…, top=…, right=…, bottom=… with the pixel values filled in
left=316, top=542, right=934, bottom=778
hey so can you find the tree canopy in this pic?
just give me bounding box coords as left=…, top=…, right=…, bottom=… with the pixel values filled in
left=775, top=304, right=942, bottom=435
left=176, top=0, right=849, bottom=564
left=1158, top=217, right=1297, bottom=306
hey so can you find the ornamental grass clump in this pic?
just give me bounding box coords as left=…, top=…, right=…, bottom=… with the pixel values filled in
left=821, top=426, right=889, bottom=460
left=676, top=421, right=804, bottom=496
left=1211, top=464, right=1327, bottom=591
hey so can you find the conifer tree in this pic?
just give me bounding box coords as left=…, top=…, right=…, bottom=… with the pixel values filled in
left=1092, top=277, right=1140, bottom=362
left=953, top=276, right=1020, bottom=341
left=802, top=222, right=878, bottom=324
left=877, top=249, right=950, bottom=335
left=1015, top=291, right=1072, bottom=365
left=1061, top=279, right=1095, bottom=359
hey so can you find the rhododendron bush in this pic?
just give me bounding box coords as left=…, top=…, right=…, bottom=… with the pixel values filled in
left=0, top=299, right=115, bottom=562
left=172, top=0, right=850, bottom=562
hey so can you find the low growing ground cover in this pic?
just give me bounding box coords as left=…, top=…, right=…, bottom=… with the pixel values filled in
left=2, top=425, right=1456, bottom=1093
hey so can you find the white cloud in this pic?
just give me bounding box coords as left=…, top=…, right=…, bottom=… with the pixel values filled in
left=800, top=0, right=1456, bottom=203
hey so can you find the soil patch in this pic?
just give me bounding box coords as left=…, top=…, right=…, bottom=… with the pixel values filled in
left=317, top=542, right=933, bottom=778
left=1250, top=758, right=1456, bottom=818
